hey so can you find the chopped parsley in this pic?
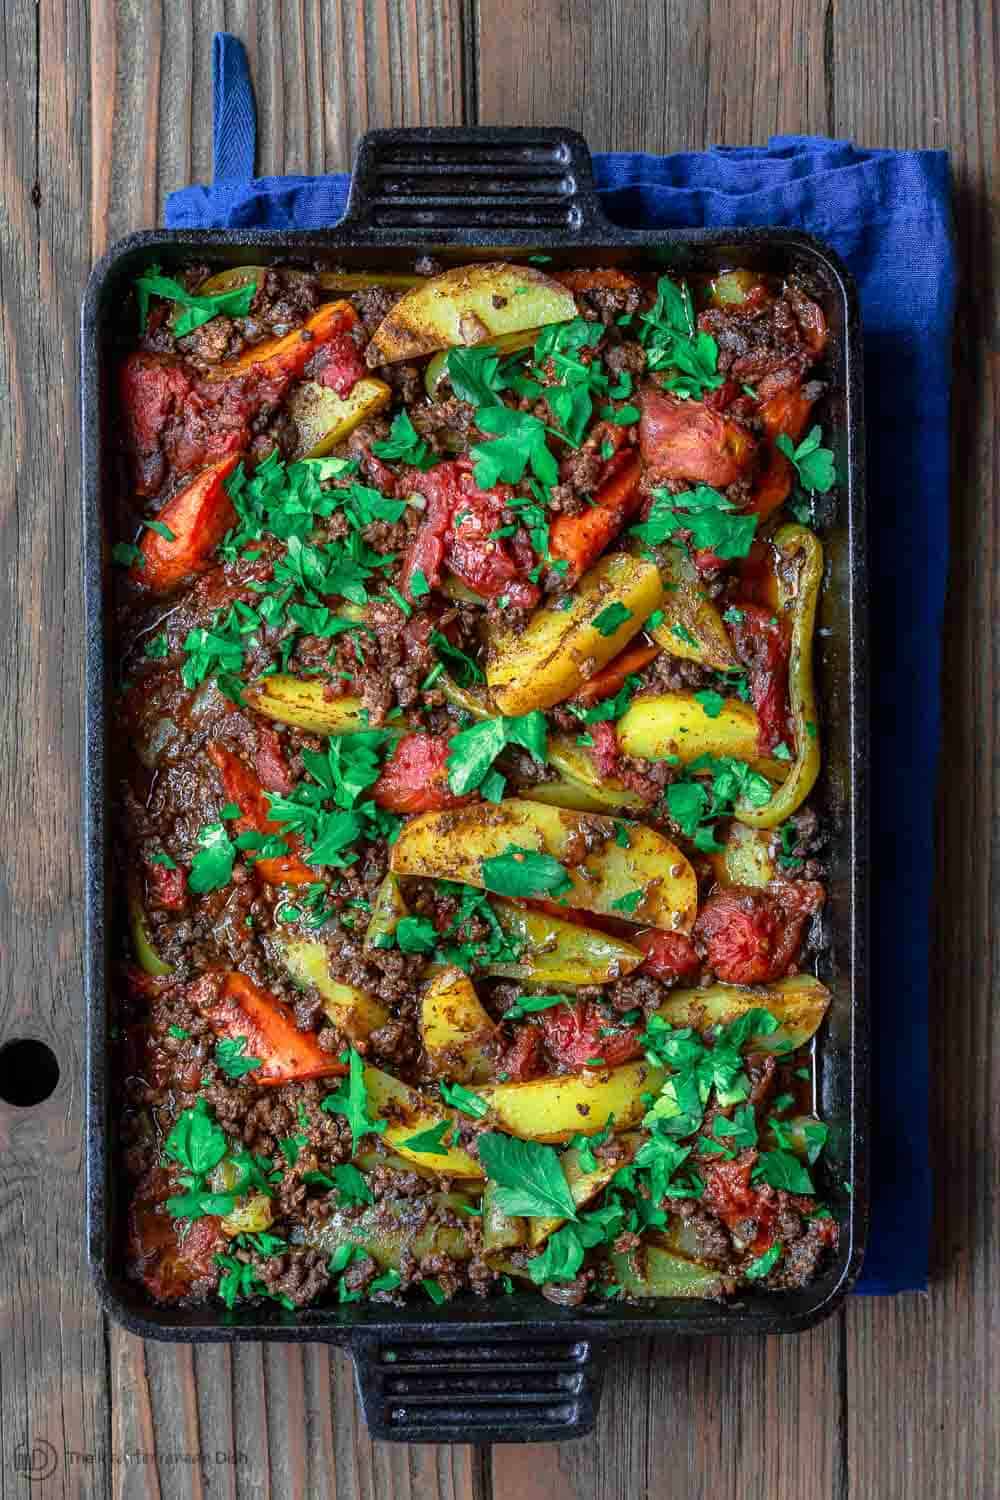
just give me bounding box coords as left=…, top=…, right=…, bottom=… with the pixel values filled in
left=477, top=1133, right=577, bottom=1220
left=631, top=485, right=757, bottom=559
left=638, top=276, right=723, bottom=399
left=665, top=754, right=773, bottom=852
left=481, top=845, right=572, bottom=900
left=693, top=688, right=726, bottom=719
left=776, top=426, right=836, bottom=492
left=136, top=269, right=257, bottom=336
left=446, top=710, right=547, bottom=799
left=188, top=821, right=238, bottom=893
left=439, top=1081, right=489, bottom=1119
left=371, top=409, right=434, bottom=469
left=744, top=1241, right=783, bottom=1280
left=320, top=1048, right=387, bottom=1149
left=592, top=603, right=633, bottom=637
left=399, top=1119, right=455, bottom=1155
left=214, top=1037, right=264, bottom=1079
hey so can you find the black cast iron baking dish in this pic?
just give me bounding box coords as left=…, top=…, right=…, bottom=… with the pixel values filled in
left=81, top=127, right=869, bottom=1443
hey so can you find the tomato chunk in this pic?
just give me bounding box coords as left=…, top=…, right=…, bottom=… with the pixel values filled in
left=133, top=454, right=240, bottom=592
left=400, top=461, right=540, bottom=607
left=729, top=602, right=792, bottom=753
left=127, top=1168, right=226, bottom=1303
left=693, top=883, right=823, bottom=986
left=748, top=384, right=817, bottom=520
left=198, top=971, right=347, bottom=1085
left=548, top=452, right=643, bottom=582
left=206, top=743, right=316, bottom=886
left=498, top=1024, right=544, bottom=1082
left=635, top=929, right=700, bottom=981
left=373, top=734, right=472, bottom=815
left=144, top=857, right=188, bottom=911
left=640, top=387, right=757, bottom=488
left=540, top=1001, right=644, bottom=1073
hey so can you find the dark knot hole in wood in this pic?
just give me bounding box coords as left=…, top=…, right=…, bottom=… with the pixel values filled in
left=0, top=1038, right=60, bottom=1106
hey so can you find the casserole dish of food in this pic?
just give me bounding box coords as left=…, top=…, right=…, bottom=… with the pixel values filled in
left=82, top=127, right=868, bottom=1442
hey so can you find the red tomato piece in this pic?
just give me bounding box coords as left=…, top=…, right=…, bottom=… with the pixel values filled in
left=748, top=384, right=817, bottom=520
left=372, top=734, right=472, bottom=815
left=693, top=883, right=823, bottom=986
left=144, top=858, right=188, bottom=911
left=313, top=331, right=368, bottom=398
left=640, top=387, right=757, bottom=488
left=254, top=724, right=295, bottom=795
left=498, top=1024, right=544, bottom=1082
left=729, top=602, right=792, bottom=753
left=400, top=461, right=540, bottom=607
left=133, top=454, right=241, bottom=592
left=120, top=352, right=195, bottom=496
left=540, top=1001, right=644, bottom=1073
left=127, top=1169, right=226, bottom=1303
left=199, top=971, right=347, bottom=1085
left=635, top=929, right=700, bottom=981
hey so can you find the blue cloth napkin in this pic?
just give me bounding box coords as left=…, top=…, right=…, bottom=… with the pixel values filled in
left=167, top=33, right=956, bottom=1294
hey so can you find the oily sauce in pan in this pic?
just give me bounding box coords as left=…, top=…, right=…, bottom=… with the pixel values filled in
left=112, top=258, right=839, bottom=1312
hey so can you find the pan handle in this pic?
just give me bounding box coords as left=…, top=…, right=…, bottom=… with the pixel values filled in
left=350, top=1329, right=606, bottom=1442
left=341, top=127, right=615, bottom=239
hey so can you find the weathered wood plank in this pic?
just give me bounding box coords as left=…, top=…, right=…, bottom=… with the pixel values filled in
left=0, top=0, right=109, bottom=1496
left=835, top=1, right=998, bottom=1493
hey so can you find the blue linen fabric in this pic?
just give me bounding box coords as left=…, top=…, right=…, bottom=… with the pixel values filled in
left=166, top=35, right=956, bottom=1294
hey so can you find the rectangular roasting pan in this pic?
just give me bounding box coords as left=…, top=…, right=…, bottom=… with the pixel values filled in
left=81, top=128, right=869, bottom=1443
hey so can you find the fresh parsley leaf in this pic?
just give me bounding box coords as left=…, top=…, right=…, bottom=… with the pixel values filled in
left=439, top=1080, right=489, bottom=1119
left=569, top=672, right=643, bottom=724
left=711, top=1102, right=758, bottom=1152
left=631, top=485, right=757, bottom=559
left=164, top=1098, right=228, bottom=1178
left=145, top=519, right=176, bottom=542
left=610, top=888, right=644, bottom=914
left=135, top=270, right=256, bottom=336
left=369, top=1268, right=402, bottom=1295
left=215, top=1254, right=264, bottom=1310
left=477, top=1132, right=577, bottom=1220
left=527, top=1219, right=607, bottom=1284
left=168, top=1025, right=189, bottom=1040
left=398, top=1119, right=454, bottom=1155
left=471, top=407, right=558, bottom=489
left=802, top=1119, right=829, bottom=1164
left=188, top=821, right=237, bottom=893
left=776, top=426, right=836, bottom=492
left=143, top=631, right=169, bottom=659
left=665, top=754, right=772, bottom=850
left=752, top=1149, right=814, bottom=1195
left=445, top=344, right=506, bottom=407
left=592, top=603, right=633, bottom=637
left=371, top=409, right=435, bottom=469
left=481, top=845, right=572, bottom=900
left=422, top=1276, right=447, bottom=1304
left=693, top=689, right=726, bottom=719
left=638, top=276, right=723, bottom=399
left=320, top=1047, right=387, bottom=1148
left=111, top=541, right=143, bottom=568
left=744, top=1240, right=783, bottom=1280
left=723, top=606, right=745, bottom=625
left=446, top=711, right=548, bottom=796
left=429, top=629, right=483, bottom=687
left=502, top=993, right=571, bottom=1021
left=150, top=850, right=178, bottom=869
left=214, top=1036, right=264, bottom=1079
left=394, top=915, right=438, bottom=954
left=303, top=1163, right=372, bottom=1206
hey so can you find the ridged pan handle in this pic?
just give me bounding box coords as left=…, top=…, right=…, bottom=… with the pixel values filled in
left=351, top=1330, right=606, bottom=1443
left=341, top=126, right=614, bottom=238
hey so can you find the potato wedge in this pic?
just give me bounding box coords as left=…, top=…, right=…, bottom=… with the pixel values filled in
left=367, top=262, right=576, bottom=365
left=486, top=553, right=665, bottom=715
left=474, top=1061, right=665, bottom=1142
left=243, top=676, right=368, bottom=735
left=653, top=974, right=831, bottom=1052
left=646, top=545, right=739, bottom=670
left=364, top=1064, right=484, bottom=1178
left=610, top=1242, right=734, bottom=1298
left=616, top=691, right=789, bottom=780
left=287, top=377, right=392, bottom=460
left=706, top=821, right=777, bottom=889
left=279, top=938, right=389, bottom=1042
left=390, top=798, right=698, bottom=933
left=528, top=1133, right=640, bottom=1247
left=489, top=898, right=643, bottom=984
left=420, top=967, right=496, bottom=1083
left=482, top=1182, right=527, bottom=1254
left=425, top=327, right=541, bottom=399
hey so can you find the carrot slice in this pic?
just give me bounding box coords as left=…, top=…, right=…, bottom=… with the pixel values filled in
left=133, top=453, right=240, bottom=592
left=206, top=743, right=317, bottom=886
left=548, top=452, right=643, bottom=582
left=573, top=640, right=660, bottom=707
left=201, top=972, right=346, bottom=1084
left=748, top=385, right=817, bottom=520
left=202, top=300, right=358, bottom=382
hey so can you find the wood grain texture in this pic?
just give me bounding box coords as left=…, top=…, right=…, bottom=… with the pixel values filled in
left=1, top=0, right=994, bottom=1497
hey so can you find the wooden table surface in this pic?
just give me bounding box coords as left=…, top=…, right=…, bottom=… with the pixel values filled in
left=1, top=1, right=995, bottom=1495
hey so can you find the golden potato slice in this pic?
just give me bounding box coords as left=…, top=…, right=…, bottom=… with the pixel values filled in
left=486, top=553, right=666, bottom=715
left=364, top=1064, right=484, bottom=1178
left=287, top=377, right=392, bottom=460
left=646, top=546, right=739, bottom=670
left=616, top=691, right=789, bottom=780
left=474, top=1061, right=665, bottom=1142
left=390, top=797, right=698, bottom=933
left=279, top=938, right=389, bottom=1042
left=243, top=676, right=368, bottom=735
left=299, top=1192, right=477, bottom=1270
left=705, top=821, right=777, bottom=889
left=481, top=1182, right=527, bottom=1253
left=420, top=967, right=496, bottom=1082
left=367, top=262, right=576, bottom=364
left=653, top=974, right=831, bottom=1052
